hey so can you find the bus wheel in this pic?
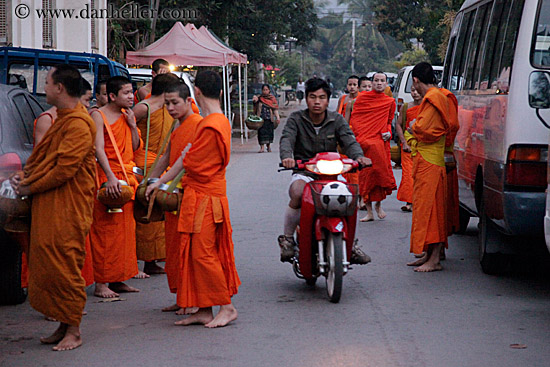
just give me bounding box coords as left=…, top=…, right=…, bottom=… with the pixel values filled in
left=478, top=199, right=508, bottom=275
left=457, top=206, right=470, bottom=234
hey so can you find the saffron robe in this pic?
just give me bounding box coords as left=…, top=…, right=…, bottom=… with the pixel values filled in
left=397, top=105, right=420, bottom=203
left=176, top=113, right=240, bottom=308
left=89, top=112, right=139, bottom=283
left=134, top=105, right=174, bottom=262
left=350, top=91, right=397, bottom=202
left=441, top=88, right=460, bottom=235
left=164, top=113, right=203, bottom=293
left=337, top=95, right=359, bottom=185
left=22, top=103, right=96, bottom=326
left=410, top=88, right=450, bottom=254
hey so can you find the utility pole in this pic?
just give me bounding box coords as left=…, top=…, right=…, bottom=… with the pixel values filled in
left=351, top=19, right=356, bottom=74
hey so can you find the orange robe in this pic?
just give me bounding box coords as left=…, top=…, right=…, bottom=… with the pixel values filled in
left=89, top=112, right=139, bottom=283
left=410, top=88, right=450, bottom=254
left=337, top=95, right=359, bottom=185
left=350, top=91, right=397, bottom=202
left=134, top=90, right=152, bottom=105
left=397, top=105, right=420, bottom=203
left=22, top=113, right=95, bottom=288
left=191, top=99, right=200, bottom=115
left=134, top=105, right=174, bottom=262
left=176, top=113, right=240, bottom=308
left=441, top=88, right=460, bottom=235
left=164, top=113, right=203, bottom=293
left=22, top=103, right=96, bottom=326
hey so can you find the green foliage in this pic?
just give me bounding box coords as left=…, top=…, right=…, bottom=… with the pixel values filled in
left=368, top=0, right=465, bottom=64
left=110, top=0, right=318, bottom=63
left=394, top=48, right=430, bottom=69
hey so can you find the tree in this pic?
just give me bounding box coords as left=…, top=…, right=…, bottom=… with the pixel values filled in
left=368, top=0, right=465, bottom=64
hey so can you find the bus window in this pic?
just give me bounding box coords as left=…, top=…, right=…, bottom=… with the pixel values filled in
left=451, top=10, right=475, bottom=91
left=442, top=35, right=457, bottom=89
left=479, top=0, right=507, bottom=90
left=532, top=0, right=550, bottom=67
left=465, top=2, right=491, bottom=90
left=496, top=0, right=525, bottom=93
left=8, top=64, right=33, bottom=91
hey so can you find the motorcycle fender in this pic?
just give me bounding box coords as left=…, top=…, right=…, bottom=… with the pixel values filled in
left=315, top=216, right=347, bottom=240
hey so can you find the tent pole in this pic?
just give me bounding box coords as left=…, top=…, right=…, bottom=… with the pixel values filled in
left=222, top=65, right=228, bottom=118
left=244, top=64, right=248, bottom=142
left=238, top=64, right=243, bottom=145
left=228, top=65, right=232, bottom=129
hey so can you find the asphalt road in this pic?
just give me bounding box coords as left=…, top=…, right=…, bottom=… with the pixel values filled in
left=1, top=100, right=549, bottom=367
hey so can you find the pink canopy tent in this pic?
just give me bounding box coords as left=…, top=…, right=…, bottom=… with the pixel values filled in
left=127, top=22, right=250, bottom=143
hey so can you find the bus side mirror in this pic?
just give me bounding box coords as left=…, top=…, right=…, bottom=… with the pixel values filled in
left=529, top=71, right=550, bottom=109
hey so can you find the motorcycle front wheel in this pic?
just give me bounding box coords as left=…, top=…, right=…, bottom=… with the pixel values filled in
left=325, top=232, right=343, bottom=303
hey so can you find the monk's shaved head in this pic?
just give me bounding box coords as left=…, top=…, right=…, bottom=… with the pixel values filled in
left=151, top=73, right=180, bottom=96
left=51, top=64, right=83, bottom=97
left=164, top=79, right=191, bottom=100
left=152, top=59, right=170, bottom=73
left=106, top=76, right=131, bottom=102
left=195, top=71, right=222, bottom=99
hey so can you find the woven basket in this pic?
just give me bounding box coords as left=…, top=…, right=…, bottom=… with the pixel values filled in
left=245, top=115, right=264, bottom=130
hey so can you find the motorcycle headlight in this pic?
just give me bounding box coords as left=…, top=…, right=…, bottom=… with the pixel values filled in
left=316, top=160, right=344, bottom=175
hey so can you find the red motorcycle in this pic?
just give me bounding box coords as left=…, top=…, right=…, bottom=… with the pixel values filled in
left=279, top=152, right=363, bottom=303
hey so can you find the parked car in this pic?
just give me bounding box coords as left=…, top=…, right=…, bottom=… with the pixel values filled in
left=126, top=67, right=196, bottom=103
left=0, top=84, right=44, bottom=305
left=0, top=47, right=130, bottom=108
left=393, top=65, right=444, bottom=116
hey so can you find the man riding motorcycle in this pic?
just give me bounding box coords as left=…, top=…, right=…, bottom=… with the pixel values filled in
left=279, top=78, right=372, bottom=264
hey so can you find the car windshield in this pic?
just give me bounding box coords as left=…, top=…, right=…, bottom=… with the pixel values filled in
left=405, top=69, right=443, bottom=92
left=532, top=0, right=550, bottom=67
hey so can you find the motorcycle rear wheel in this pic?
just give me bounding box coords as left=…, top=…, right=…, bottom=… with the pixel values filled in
left=325, top=232, right=343, bottom=303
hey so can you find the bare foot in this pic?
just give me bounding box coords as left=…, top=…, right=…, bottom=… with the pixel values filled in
left=40, top=323, right=67, bottom=344
left=267, top=146, right=272, bottom=152
left=414, top=263, right=443, bottom=272
left=109, top=282, right=140, bottom=293
left=407, top=254, right=428, bottom=266
left=205, top=304, right=238, bottom=328
left=52, top=325, right=82, bottom=351
left=45, top=316, right=57, bottom=322
left=143, top=262, right=165, bottom=275
left=414, top=252, right=426, bottom=258
left=162, top=304, right=180, bottom=312
left=94, top=283, right=119, bottom=298
left=133, top=270, right=150, bottom=279
left=374, top=202, right=387, bottom=219
left=360, top=213, right=374, bottom=222
left=174, top=308, right=213, bottom=326
left=178, top=307, right=199, bottom=315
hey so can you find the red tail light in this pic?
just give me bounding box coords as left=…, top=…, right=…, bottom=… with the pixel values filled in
left=506, top=146, right=547, bottom=187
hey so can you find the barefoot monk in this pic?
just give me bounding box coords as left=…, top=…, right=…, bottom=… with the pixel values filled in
left=406, top=62, right=450, bottom=272
left=350, top=72, right=397, bottom=222
left=173, top=70, right=240, bottom=327
left=90, top=76, right=141, bottom=297
left=10, top=64, right=97, bottom=351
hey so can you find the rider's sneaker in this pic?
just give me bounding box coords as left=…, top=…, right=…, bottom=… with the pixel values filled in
left=278, top=235, right=296, bottom=263
left=350, top=240, right=371, bottom=265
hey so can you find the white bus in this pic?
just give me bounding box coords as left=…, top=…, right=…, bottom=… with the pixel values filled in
left=441, top=0, right=550, bottom=274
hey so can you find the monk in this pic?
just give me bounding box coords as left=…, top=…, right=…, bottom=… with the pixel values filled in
left=10, top=64, right=97, bottom=351
left=166, top=70, right=240, bottom=327
left=95, top=80, right=108, bottom=108
left=146, top=79, right=203, bottom=315
left=336, top=75, right=359, bottom=123
left=350, top=72, right=397, bottom=222
left=358, top=76, right=372, bottom=92
left=395, top=85, right=423, bottom=212
left=406, top=62, right=450, bottom=272
left=90, top=76, right=141, bottom=297
left=24, top=78, right=96, bottom=292
left=135, top=58, right=170, bottom=104
left=441, top=88, right=460, bottom=236
left=132, top=73, right=181, bottom=277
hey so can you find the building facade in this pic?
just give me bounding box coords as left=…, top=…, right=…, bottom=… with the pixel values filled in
left=0, top=0, right=107, bottom=55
